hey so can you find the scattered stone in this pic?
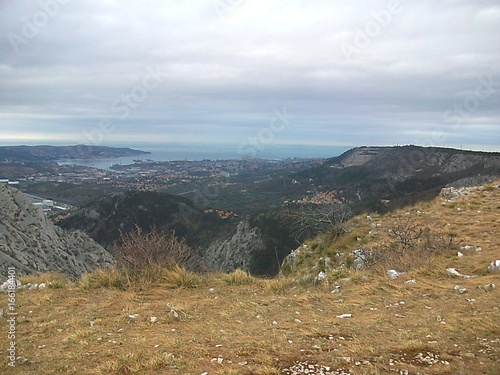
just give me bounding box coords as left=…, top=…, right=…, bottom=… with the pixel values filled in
left=314, top=271, right=327, bottom=283
left=461, top=245, right=482, bottom=252
left=487, top=260, right=500, bottom=272
left=457, top=252, right=464, bottom=257
left=404, top=279, right=417, bottom=285
left=387, top=269, right=404, bottom=279
left=331, top=285, right=341, bottom=294
left=293, top=318, right=302, bottom=323
left=352, top=248, right=371, bottom=269
left=336, top=313, right=353, bottom=319
left=208, top=288, right=217, bottom=293
left=150, top=316, right=158, bottom=323
left=169, top=310, right=181, bottom=321
left=477, top=283, right=496, bottom=291
left=453, top=285, right=467, bottom=294
left=0, top=279, right=21, bottom=292
left=38, top=282, right=46, bottom=289
left=446, top=268, right=474, bottom=279
left=282, top=361, right=352, bottom=375
left=117, top=328, right=124, bottom=333
left=128, top=314, right=139, bottom=319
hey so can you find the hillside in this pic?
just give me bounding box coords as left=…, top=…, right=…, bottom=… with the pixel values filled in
left=1, top=181, right=498, bottom=374
left=0, top=185, right=113, bottom=279
left=293, top=145, right=500, bottom=212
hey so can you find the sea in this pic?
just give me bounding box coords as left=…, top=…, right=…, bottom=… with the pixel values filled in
left=57, top=143, right=351, bottom=170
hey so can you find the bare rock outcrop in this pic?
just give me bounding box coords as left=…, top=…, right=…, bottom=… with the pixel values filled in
left=0, top=185, right=113, bottom=280
left=195, top=220, right=265, bottom=272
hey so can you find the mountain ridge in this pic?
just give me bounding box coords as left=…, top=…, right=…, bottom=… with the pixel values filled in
left=0, top=144, right=149, bottom=162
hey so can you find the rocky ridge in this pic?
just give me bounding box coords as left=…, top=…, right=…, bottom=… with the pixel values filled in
left=0, top=184, right=113, bottom=279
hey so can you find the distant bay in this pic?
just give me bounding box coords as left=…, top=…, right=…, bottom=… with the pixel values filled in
left=57, top=143, right=351, bottom=170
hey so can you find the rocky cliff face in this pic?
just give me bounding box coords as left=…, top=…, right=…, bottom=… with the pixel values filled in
left=0, top=185, right=113, bottom=279
left=194, top=220, right=265, bottom=272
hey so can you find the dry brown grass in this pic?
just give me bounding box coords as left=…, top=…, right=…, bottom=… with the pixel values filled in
left=1, top=182, right=499, bottom=374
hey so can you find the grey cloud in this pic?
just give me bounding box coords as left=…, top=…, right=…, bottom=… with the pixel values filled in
left=0, top=0, right=499, bottom=150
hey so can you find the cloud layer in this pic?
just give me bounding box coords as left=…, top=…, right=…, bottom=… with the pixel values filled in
left=1, top=0, right=499, bottom=152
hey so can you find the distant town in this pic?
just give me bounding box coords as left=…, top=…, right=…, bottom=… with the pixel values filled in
left=1, top=155, right=327, bottom=217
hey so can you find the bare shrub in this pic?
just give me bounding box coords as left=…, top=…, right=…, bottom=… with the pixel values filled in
left=283, top=202, right=353, bottom=242
left=372, top=216, right=460, bottom=272
left=388, top=216, right=424, bottom=252
left=114, top=225, right=195, bottom=281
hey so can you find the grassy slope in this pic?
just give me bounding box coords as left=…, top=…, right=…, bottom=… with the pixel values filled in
left=1, top=183, right=499, bottom=374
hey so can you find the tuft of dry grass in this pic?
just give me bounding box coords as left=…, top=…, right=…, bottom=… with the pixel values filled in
left=161, top=264, right=203, bottom=289
left=221, top=269, right=256, bottom=286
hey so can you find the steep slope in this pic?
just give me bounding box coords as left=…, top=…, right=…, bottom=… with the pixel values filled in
left=282, top=179, right=500, bottom=284
left=0, top=184, right=113, bottom=279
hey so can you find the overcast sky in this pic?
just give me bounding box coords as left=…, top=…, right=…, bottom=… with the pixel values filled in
left=1, top=0, right=499, bottom=153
